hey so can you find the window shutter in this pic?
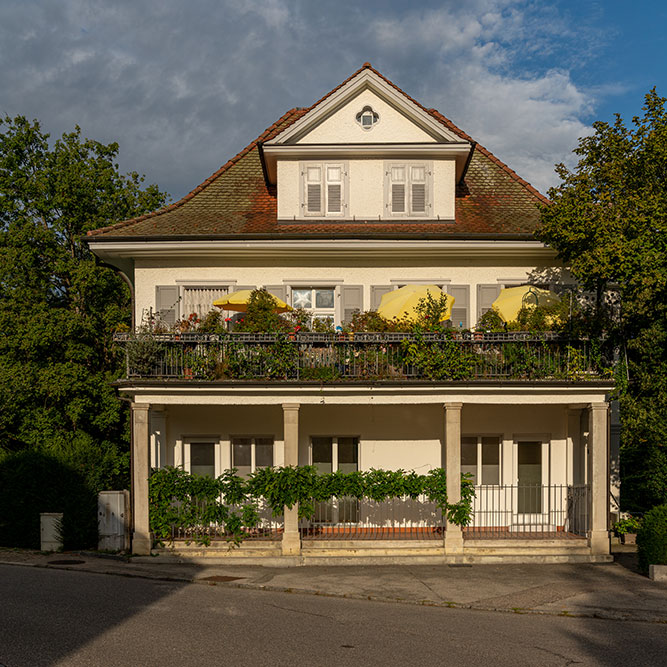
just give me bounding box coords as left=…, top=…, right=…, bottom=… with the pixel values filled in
left=264, top=285, right=287, bottom=302
left=326, top=165, right=342, bottom=214
left=447, top=285, right=469, bottom=329
left=341, top=285, right=363, bottom=324
left=155, top=286, right=179, bottom=326
left=389, top=165, right=406, bottom=214
left=370, top=285, right=393, bottom=311
left=305, top=165, right=323, bottom=215
left=477, top=284, right=501, bottom=322
left=410, top=165, right=426, bottom=214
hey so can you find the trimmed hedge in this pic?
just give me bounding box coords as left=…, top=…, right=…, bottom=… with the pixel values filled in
left=637, top=504, right=667, bottom=575
left=0, top=450, right=98, bottom=550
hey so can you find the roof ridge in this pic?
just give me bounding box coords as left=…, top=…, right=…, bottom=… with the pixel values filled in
left=87, top=107, right=306, bottom=237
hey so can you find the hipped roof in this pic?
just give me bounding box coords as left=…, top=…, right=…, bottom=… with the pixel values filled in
left=88, top=63, right=548, bottom=241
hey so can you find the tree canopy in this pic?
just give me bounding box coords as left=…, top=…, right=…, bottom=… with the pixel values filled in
left=0, top=115, right=168, bottom=490
left=539, top=90, right=667, bottom=510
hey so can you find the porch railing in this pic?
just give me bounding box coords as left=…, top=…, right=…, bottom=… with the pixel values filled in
left=169, top=500, right=284, bottom=542
left=464, top=484, right=590, bottom=539
left=299, top=494, right=446, bottom=540
left=114, top=332, right=612, bottom=383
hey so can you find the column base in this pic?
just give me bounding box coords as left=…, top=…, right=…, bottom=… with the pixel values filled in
left=132, top=533, right=152, bottom=556
left=444, top=527, right=464, bottom=555
left=589, top=530, right=610, bottom=555
left=281, top=532, right=302, bottom=557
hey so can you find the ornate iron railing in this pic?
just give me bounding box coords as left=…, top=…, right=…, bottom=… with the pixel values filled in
left=114, top=331, right=613, bottom=383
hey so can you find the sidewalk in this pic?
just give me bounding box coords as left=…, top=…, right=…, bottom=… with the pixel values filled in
left=1, top=546, right=666, bottom=624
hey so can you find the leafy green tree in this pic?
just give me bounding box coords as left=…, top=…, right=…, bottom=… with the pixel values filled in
left=0, top=115, right=168, bottom=491
left=538, top=90, right=667, bottom=510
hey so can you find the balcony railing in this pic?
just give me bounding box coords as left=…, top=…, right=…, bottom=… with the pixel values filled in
left=114, top=331, right=613, bottom=383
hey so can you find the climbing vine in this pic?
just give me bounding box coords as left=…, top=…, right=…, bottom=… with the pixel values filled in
left=149, top=466, right=475, bottom=546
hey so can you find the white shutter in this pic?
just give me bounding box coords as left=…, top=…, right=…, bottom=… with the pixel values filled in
left=370, top=285, right=394, bottom=311
left=326, top=165, right=342, bottom=215
left=390, top=165, right=406, bottom=215
left=341, top=285, right=363, bottom=324
left=305, top=165, right=323, bottom=215
left=155, top=286, right=179, bottom=326
left=447, top=285, right=469, bottom=329
left=264, top=285, right=287, bottom=302
left=410, top=165, right=426, bottom=214
left=477, top=284, right=501, bottom=321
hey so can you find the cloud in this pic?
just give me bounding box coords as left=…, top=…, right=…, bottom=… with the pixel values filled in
left=0, top=0, right=611, bottom=199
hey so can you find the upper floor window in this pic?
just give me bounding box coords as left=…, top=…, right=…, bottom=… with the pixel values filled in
left=385, top=162, right=433, bottom=217
left=301, top=162, right=348, bottom=217
left=355, top=105, right=379, bottom=130
left=292, top=287, right=336, bottom=323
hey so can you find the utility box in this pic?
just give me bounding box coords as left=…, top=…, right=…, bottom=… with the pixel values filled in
left=98, top=490, right=130, bottom=552
left=40, top=513, right=63, bottom=552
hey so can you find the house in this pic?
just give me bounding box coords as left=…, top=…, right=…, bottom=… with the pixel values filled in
left=87, top=64, right=613, bottom=563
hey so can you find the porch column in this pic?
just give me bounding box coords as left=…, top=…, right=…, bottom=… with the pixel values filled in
left=282, top=403, right=301, bottom=556
left=131, top=403, right=151, bottom=555
left=444, top=402, right=464, bottom=554
left=588, top=402, right=610, bottom=555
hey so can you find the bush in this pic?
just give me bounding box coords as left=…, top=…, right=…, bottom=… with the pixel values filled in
left=0, top=450, right=98, bottom=550
left=637, top=504, right=667, bottom=575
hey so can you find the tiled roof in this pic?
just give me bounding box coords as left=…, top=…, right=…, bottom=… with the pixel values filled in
left=88, top=64, right=547, bottom=240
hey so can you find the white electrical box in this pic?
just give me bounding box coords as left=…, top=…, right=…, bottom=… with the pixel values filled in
left=40, top=513, right=63, bottom=552
left=98, top=490, right=130, bottom=551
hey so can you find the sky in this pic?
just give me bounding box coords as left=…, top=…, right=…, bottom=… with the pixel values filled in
left=1, top=0, right=665, bottom=202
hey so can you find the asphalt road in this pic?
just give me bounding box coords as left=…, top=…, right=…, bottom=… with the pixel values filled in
left=1, top=564, right=665, bottom=666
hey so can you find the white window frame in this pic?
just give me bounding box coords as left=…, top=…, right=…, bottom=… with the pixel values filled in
left=384, top=161, right=433, bottom=217
left=231, top=436, right=275, bottom=476
left=300, top=161, right=348, bottom=218
left=309, top=436, right=360, bottom=472
left=461, top=435, right=502, bottom=486
left=290, top=285, right=337, bottom=325
left=182, top=436, right=222, bottom=478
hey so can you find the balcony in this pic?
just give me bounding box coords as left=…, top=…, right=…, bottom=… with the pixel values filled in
left=114, top=332, right=613, bottom=383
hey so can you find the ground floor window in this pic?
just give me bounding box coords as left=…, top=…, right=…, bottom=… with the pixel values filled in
left=189, top=442, right=216, bottom=478
left=231, top=436, right=274, bottom=478
left=311, top=436, right=359, bottom=523
left=461, top=435, right=500, bottom=485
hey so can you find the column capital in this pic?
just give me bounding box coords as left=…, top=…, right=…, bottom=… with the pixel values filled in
left=131, top=402, right=150, bottom=412
left=282, top=403, right=300, bottom=412
left=588, top=402, right=609, bottom=413
left=443, top=402, right=463, bottom=411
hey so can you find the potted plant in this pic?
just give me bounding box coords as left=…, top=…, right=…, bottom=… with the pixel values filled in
left=612, top=515, right=642, bottom=544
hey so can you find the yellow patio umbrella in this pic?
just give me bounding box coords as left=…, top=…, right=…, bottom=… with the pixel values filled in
left=492, top=285, right=560, bottom=323
left=377, top=284, right=454, bottom=322
left=212, top=290, right=292, bottom=313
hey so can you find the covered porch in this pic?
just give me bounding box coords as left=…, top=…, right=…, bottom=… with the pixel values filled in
left=128, top=384, right=612, bottom=562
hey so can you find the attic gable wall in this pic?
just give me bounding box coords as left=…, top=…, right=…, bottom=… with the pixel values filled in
left=295, top=89, right=437, bottom=145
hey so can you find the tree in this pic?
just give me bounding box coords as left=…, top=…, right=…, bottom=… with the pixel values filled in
left=0, top=115, right=168, bottom=491
left=538, top=90, right=667, bottom=511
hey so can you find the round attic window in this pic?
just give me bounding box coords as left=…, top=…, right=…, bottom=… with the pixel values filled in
left=356, top=106, right=379, bottom=130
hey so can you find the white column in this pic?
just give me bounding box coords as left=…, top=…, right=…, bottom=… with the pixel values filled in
left=282, top=403, right=301, bottom=556
left=444, top=402, right=464, bottom=554
left=131, top=403, right=151, bottom=555
left=588, top=402, right=610, bottom=555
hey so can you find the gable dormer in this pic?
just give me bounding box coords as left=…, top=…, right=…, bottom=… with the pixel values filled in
left=262, top=64, right=472, bottom=223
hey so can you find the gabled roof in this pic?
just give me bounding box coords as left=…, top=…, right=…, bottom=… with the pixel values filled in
left=88, top=63, right=548, bottom=240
